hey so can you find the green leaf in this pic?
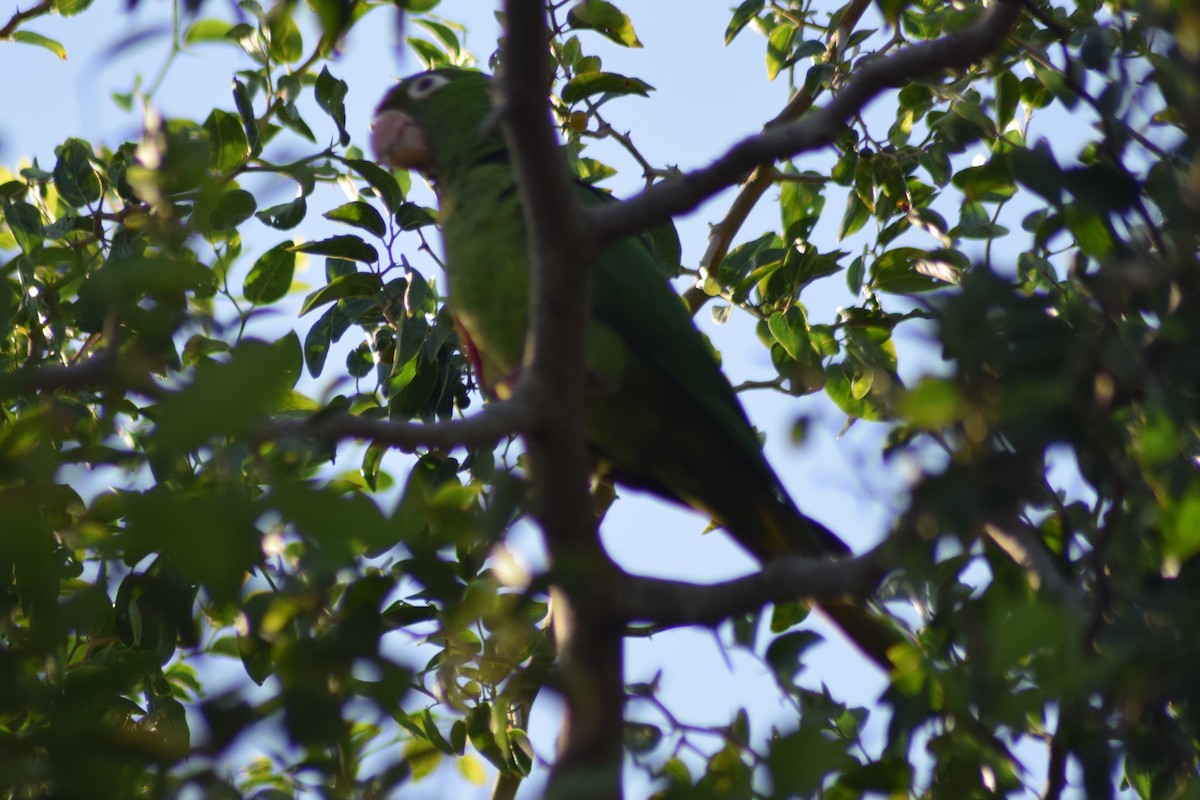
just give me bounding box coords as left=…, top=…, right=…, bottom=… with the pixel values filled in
left=2, top=200, right=44, bottom=253
left=801, top=62, right=836, bottom=95
left=265, top=9, right=302, bottom=63
left=725, top=0, right=764, bottom=44
left=838, top=191, right=871, bottom=241
left=345, top=345, right=372, bottom=379
left=1064, top=162, right=1140, bottom=214
left=153, top=339, right=295, bottom=456
left=123, top=490, right=258, bottom=606
left=413, top=18, right=462, bottom=57
left=952, top=200, right=1008, bottom=239
left=766, top=23, right=797, bottom=81
left=53, top=0, right=94, bottom=16
left=291, top=235, right=378, bottom=264
left=256, top=196, right=307, bottom=230
left=846, top=254, right=865, bottom=296
left=300, top=272, right=383, bottom=316
left=403, top=739, right=442, bottom=782
left=839, top=758, right=913, bottom=794
left=228, top=22, right=268, bottom=64
left=422, top=708, right=455, bottom=755
left=767, top=307, right=811, bottom=361
left=875, top=0, right=912, bottom=27
left=718, top=232, right=784, bottom=288
left=272, top=330, right=304, bottom=389
left=394, top=202, right=437, bottom=230
left=269, top=481, right=396, bottom=569
left=899, top=377, right=959, bottom=429
left=407, top=37, right=450, bottom=69
left=244, top=242, right=296, bottom=304
left=204, top=109, right=250, bottom=172
left=457, top=755, right=487, bottom=786
left=277, top=101, right=316, bottom=143
left=951, top=157, right=1015, bottom=202
left=950, top=97, right=996, bottom=139
left=323, top=202, right=386, bottom=238
left=208, top=188, right=257, bottom=231
left=315, top=66, right=349, bottom=146
left=575, top=157, right=617, bottom=184
left=52, top=138, right=101, bottom=208
left=184, top=18, right=235, bottom=45
left=779, top=165, right=825, bottom=243
left=765, top=630, right=821, bottom=686
left=182, top=334, right=231, bottom=367
left=1081, top=25, right=1116, bottom=72
left=917, top=144, right=951, bottom=186
left=1063, top=201, right=1112, bottom=258
left=768, top=723, right=856, bottom=798
left=825, top=360, right=889, bottom=421
left=11, top=31, right=67, bottom=60
left=561, top=72, right=654, bottom=103
left=303, top=304, right=348, bottom=378
left=361, top=439, right=387, bottom=490
left=232, top=78, right=260, bottom=155
left=348, top=159, right=404, bottom=214
left=793, top=39, right=826, bottom=61
left=567, top=0, right=642, bottom=47
left=466, top=702, right=507, bottom=770
left=870, top=247, right=963, bottom=293
left=995, top=71, right=1020, bottom=131
left=623, top=722, right=662, bottom=755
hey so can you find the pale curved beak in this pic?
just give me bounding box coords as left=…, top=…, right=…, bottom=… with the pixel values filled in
left=370, top=109, right=432, bottom=171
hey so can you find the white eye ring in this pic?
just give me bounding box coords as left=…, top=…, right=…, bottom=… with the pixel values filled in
left=407, top=74, right=450, bottom=100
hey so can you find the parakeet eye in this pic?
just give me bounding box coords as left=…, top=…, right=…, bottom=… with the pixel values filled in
left=407, top=74, right=450, bottom=100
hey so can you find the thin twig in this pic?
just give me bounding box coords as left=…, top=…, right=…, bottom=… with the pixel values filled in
left=0, top=0, right=53, bottom=39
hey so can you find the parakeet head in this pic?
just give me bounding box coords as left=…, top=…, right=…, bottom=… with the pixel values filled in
left=370, top=67, right=499, bottom=182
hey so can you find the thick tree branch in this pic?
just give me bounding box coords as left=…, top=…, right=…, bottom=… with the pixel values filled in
left=261, top=399, right=534, bottom=451
left=593, top=0, right=1023, bottom=247
left=0, top=350, right=161, bottom=399
left=616, top=543, right=891, bottom=630
left=500, top=3, right=623, bottom=798
left=0, top=352, right=119, bottom=396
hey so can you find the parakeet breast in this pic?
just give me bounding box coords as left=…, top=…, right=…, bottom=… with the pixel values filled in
left=438, top=165, right=530, bottom=394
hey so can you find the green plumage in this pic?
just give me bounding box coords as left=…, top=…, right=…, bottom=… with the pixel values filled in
left=372, top=68, right=899, bottom=668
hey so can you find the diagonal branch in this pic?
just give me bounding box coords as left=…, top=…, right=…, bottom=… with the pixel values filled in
left=685, top=0, right=872, bottom=313
left=591, top=0, right=1023, bottom=247
left=616, top=543, right=892, bottom=630
left=0, top=0, right=52, bottom=39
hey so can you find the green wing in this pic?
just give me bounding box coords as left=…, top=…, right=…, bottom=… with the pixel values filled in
left=576, top=183, right=850, bottom=559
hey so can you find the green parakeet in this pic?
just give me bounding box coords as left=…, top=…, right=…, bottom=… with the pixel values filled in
left=371, top=68, right=898, bottom=669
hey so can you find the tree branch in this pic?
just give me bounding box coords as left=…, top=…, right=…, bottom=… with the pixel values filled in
left=0, top=351, right=118, bottom=397
left=594, top=0, right=1023, bottom=249
left=260, top=399, right=534, bottom=452
left=0, top=350, right=161, bottom=399
left=616, top=543, right=891, bottom=630
left=0, top=0, right=53, bottom=39
left=984, top=520, right=1088, bottom=621
left=499, top=2, right=624, bottom=798
left=684, top=0, right=871, bottom=312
